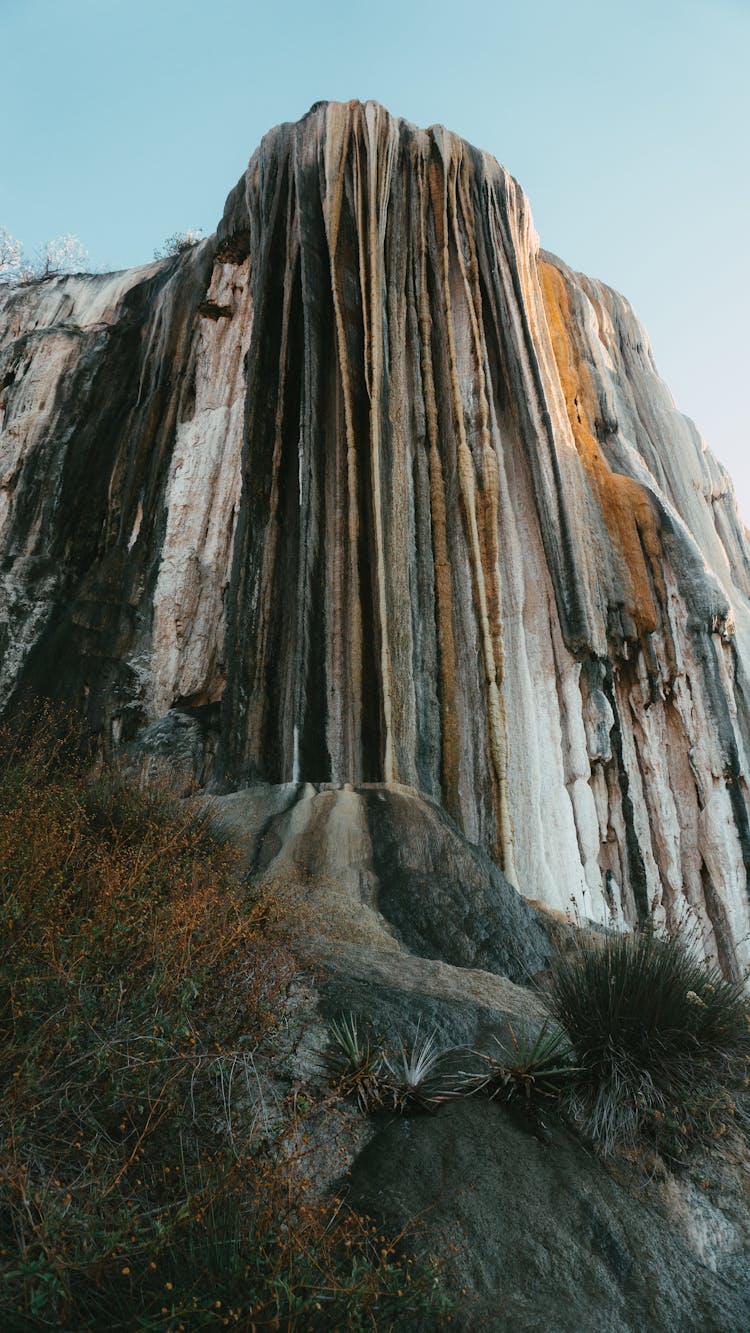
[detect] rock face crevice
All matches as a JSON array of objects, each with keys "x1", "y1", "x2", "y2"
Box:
[{"x1": 1, "y1": 100, "x2": 749, "y2": 972}]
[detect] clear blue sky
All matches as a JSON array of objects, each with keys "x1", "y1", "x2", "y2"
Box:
[{"x1": 2, "y1": 0, "x2": 748, "y2": 521}]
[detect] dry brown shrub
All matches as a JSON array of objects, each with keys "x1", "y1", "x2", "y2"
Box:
[{"x1": 0, "y1": 708, "x2": 450, "y2": 1329}]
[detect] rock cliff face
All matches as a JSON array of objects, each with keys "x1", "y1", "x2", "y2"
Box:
[{"x1": 2, "y1": 100, "x2": 749, "y2": 974}]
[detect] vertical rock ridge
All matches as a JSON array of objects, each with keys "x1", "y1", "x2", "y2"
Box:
[{"x1": 324, "y1": 104, "x2": 364, "y2": 780}]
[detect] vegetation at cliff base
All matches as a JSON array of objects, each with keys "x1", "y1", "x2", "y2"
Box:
[
  {"x1": 325, "y1": 938, "x2": 749, "y2": 1166},
  {"x1": 0, "y1": 714, "x2": 449, "y2": 1330}
]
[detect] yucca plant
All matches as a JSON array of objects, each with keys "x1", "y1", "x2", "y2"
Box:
[
  {"x1": 381, "y1": 1024, "x2": 456, "y2": 1114},
  {"x1": 547, "y1": 929, "x2": 750, "y2": 1155},
  {"x1": 462, "y1": 1020, "x2": 577, "y2": 1106},
  {"x1": 325, "y1": 1014, "x2": 386, "y2": 1112}
]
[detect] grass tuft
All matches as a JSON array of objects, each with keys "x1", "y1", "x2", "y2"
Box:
[
  {"x1": 381, "y1": 1025, "x2": 456, "y2": 1114},
  {"x1": 547, "y1": 929, "x2": 750, "y2": 1156}
]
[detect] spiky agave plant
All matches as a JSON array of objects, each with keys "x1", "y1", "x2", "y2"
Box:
[
  {"x1": 325, "y1": 1014, "x2": 385, "y2": 1112},
  {"x1": 382, "y1": 1023, "x2": 456, "y2": 1113},
  {"x1": 461, "y1": 1020, "x2": 577, "y2": 1106}
]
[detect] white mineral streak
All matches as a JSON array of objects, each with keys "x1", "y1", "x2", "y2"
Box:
[
  {"x1": 253, "y1": 784, "x2": 399, "y2": 949},
  {"x1": 150, "y1": 258, "x2": 252, "y2": 712},
  {"x1": 527, "y1": 257, "x2": 750, "y2": 966},
  {"x1": 494, "y1": 433, "x2": 614, "y2": 921}
]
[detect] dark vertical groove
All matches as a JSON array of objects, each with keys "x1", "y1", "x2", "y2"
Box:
[
  {"x1": 602, "y1": 662, "x2": 650, "y2": 922},
  {"x1": 695, "y1": 635, "x2": 750, "y2": 904},
  {"x1": 261, "y1": 250, "x2": 304, "y2": 780},
  {"x1": 220, "y1": 140, "x2": 297, "y2": 781}
]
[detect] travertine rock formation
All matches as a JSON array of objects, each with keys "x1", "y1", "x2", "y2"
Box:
[{"x1": 2, "y1": 100, "x2": 749, "y2": 974}]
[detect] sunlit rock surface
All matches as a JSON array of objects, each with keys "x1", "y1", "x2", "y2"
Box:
[{"x1": 1, "y1": 100, "x2": 749, "y2": 974}]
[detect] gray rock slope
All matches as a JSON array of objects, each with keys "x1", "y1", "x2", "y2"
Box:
[
  {"x1": 348, "y1": 1100, "x2": 749, "y2": 1332},
  {"x1": 208, "y1": 780, "x2": 749, "y2": 1333}
]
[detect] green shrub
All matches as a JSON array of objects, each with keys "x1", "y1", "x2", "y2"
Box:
[
  {"x1": 547, "y1": 929, "x2": 749, "y2": 1155},
  {"x1": 153, "y1": 230, "x2": 203, "y2": 260}
]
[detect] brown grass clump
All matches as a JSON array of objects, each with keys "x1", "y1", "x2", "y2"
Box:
[{"x1": 0, "y1": 709, "x2": 450, "y2": 1330}]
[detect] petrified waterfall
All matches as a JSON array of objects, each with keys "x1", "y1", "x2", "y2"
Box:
[{"x1": 1, "y1": 101, "x2": 749, "y2": 973}]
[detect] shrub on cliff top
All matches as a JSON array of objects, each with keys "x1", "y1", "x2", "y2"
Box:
[
  {"x1": 547, "y1": 929, "x2": 749, "y2": 1156},
  {"x1": 0, "y1": 227, "x2": 90, "y2": 283},
  {"x1": 153, "y1": 229, "x2": 204, "y2": 260}
]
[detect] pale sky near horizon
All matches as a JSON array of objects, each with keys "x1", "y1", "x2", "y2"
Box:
[{"x1": 2, "y1": 0, "x2": 748, "y2": 524}]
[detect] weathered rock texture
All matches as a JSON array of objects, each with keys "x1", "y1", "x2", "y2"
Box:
[
  {"x1": 348, "y1": 1099, "x2": 750, "y2": 1332},
  {"x1": 2, "y1": 100, "x2": 750, "y2": 973},
  {"x1": 211, "y1": 781, "x2": 553, "y2": 983}
]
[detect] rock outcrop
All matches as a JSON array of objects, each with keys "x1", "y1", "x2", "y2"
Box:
[
  {"x1": 347, "y1": 1098, "x2": 750, "y2": 1332},
  {"x1": 1, "y1": 100, "x2": 749, "y2": 975}
]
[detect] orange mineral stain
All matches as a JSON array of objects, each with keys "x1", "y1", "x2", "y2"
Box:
[{"x1": 538, "y1": 260, "x2": 665, "y2": 642}]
